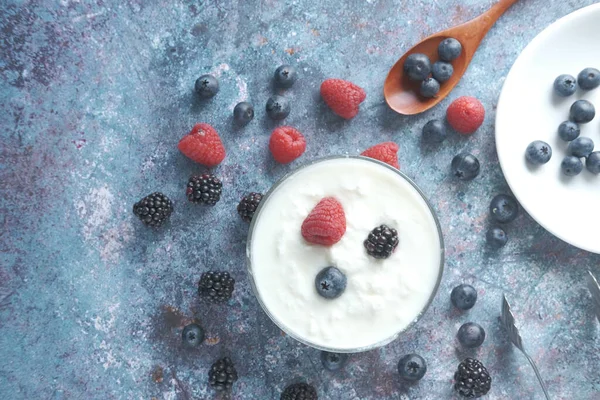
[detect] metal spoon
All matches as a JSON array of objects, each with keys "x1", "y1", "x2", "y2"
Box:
[{"x1": 501, "y1": 295, "x2": 551, "y2": 400}]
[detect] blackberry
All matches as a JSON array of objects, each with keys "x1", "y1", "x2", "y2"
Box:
[
  {"x1": 454, "y1": 358, "x2": 492, "y2": 398},
  {"x1": 237, "y1": 192, "x2": 263, "y2": 222},
  {"x1": 198, "y1": 271, "x2": 235, "y2": 304},
  {"x1": 208, "y1": 357, "x2": 238, "y2": 391},
  {"x1": 364, "y1": 224, "x2": 399, "y2": 259},
  {"x1": 281, "y1": 382, "x2": 318, "y2": 400},
  {"x1": 186, "y1": 174, "x2": 222, "y2": 205},
  {"x1": 133, "y1": 192, "x2": 173, "y2": 227}
]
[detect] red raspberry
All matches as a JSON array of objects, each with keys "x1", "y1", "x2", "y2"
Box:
[
  {"x1": 269, "y1": 126, "x2": 306, "y2": 164},
  {"x1": 301, "y1": 197, "x2": 346, "y2": 246},
  {"x1": 320, "y1": 79, "x2": 366, "y2": 119},
  {"x1": 361, "y1": 142, "x2": 400, "y2": 169},
  {"x1": 446, "y1": 96, "x2": 485, "y2": 135},
  {"x1": 178, "y1": 123, "x2": 226, "y2": 167}
]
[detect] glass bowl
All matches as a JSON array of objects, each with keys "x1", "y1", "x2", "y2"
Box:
[{"x1": 245, "y1": 155, "x2": 445, "y2": 353}]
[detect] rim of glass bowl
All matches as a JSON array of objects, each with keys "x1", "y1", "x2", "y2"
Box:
[{"x1": 245, "y1": 155, "x2": 445, "y2": 353}]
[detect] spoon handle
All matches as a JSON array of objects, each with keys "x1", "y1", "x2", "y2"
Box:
[
  {"x1": 458, "y1": 0, "x2": 519, "y2": 48},
  {"x1": 523, "y1": 350, "x2": 552, "y2": 400}
]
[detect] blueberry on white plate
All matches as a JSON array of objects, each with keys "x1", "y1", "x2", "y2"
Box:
[
  {"x1": 553, "y1": 74, "x2": 577, "y2": 97},
  {"x1": 586, "y1": 152, "x2": 600, "y2": 174},
  {"x1": 525, "y1": 140, "x2": 552, "y2": 164},
  {"x1": 577, "y1": 67, "x2": 600, "y2": 91},
  {"x1": 561, "y1": 156, "x2": 583, "y2": 176},
  {"x1": 568, "y1": 137, "x2": 594, "y2": 158},
  {"x1": 558, "y1": 120, "x2": 580, "y2": 142},
  {"x1": 570, "y1": 100, "x2": 595, "y2": 123}
]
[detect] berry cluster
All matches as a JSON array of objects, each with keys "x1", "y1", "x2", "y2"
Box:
[
  {"x1": 403, "y1": 38, "x2": 462, "y2": 98},
  {"x1": 527, "y1": 68, "x2": 600, "y2": 176}
]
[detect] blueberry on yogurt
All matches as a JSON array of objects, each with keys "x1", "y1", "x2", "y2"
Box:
[{"x1": 315, "y1": 267, "x2": 347, "y2": 299}]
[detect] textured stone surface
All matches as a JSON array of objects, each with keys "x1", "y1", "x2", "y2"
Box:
[{"x1": 1, "y1": 0, "x2": 599, "y2": 399}]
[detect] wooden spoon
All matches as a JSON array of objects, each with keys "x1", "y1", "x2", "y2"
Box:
[{"x1": 384, "y1": 0, "x2": 520, "y2": 115}]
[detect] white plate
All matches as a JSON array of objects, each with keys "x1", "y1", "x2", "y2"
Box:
[{"x1": 496, "y1": 4, "x2": 600, "y2": 254}]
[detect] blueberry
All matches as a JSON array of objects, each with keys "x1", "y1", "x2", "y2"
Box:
[
  {"x1": 195, "y1": 74, "x2": 219, "y2": 98},
  {"x1": 586, "y1": 152, "x2": 600, "y2": 174},
  {"x1": 320, "y1": 351, "x2": 348, "y2": 371},
  {"x1": 525, "y1": 140, "x2": 552, "y2": 164},
  {"x1": 182, "y1": 323, "x2": 205, "y2": 348},
  {"x1": 451, "y1": 152, "x2": 480, "y2": 180},
  {"x1": 558, "y1": 121, "x2": 580, "y2": 141},
  {"x1": 403, "y1": 53, "x2": 432, "y2": 81},
  {"x1": 233, "y1": 102, "x2": 254, "y2": 125},
  {"x1": 420, "y1": 77, "x2": 440, "y2": 98},
  {"x1": 457, "y1": 322, "x2": 486, "y2": 348},
  {"x1": 438, "y1": 38, "x2": 462, "y2": 62},
  {"x1": 553, "y1": 74, "x2": 576, "y2": 97},
  {"x1": 315, "y1": 267, "x2": 347, "y2": 299},
  {"x1": 422, "y1": 119, "x2": 447, "y2": 143},
  {"x1": 274, "y1": 65, "x2": 297, "y2": 88},
  {"x1": 568, "y1": 137, "x2": 594, "y2": 158},
  {"x1": 397, "y1": 354, "x2": 427, "y2": 382},
  {"x1": 561, "y1": 156, "x2": 583, "y2": 176},
  {"x1": 489, "y1": 194, "x2": 519, "y2": 223},
  {"x1": 577, "y1": 67, "x2": 600, "y2": 91},
  {"x1": 486, "y1": 227, "x2": 507, "y2": 249},
  {"x1": 450, "y1": 284, "x2": 477, "y2": 310},
  {"x1": 432, "y1": 61, "x2": 453, "y2": 83},
  {"x1": 266, "y1": 95, "x2": 290, "y2": 120},
  {"x1": 570, "y1": 99, "x2": 595, "y2": 123}
]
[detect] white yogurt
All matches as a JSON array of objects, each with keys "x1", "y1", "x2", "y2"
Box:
[{"x1": 249, "y1": 157, "x2": 443, "y2": 350}]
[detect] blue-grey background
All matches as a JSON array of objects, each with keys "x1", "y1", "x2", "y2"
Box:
[{"x1": 1, "y1": 0, "x2": 599, "y2": 399}]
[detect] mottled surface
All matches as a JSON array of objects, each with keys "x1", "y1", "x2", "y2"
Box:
[{"x1": 1, "y1": 0, "x2": 599, "y2": 399}]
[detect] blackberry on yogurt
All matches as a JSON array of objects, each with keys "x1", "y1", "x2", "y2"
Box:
[{"x1": 364, "y1": 224, "x2": 399, "y2": 259}]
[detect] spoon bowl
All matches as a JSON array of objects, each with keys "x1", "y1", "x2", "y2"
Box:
[{"x1": 384, "y1": 0, "x2": 519, "y2": 115}]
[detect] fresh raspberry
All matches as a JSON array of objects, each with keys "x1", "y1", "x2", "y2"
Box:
[
  {"x1": 361, "y1": 142, "x2": 400, "y2": 169},
  {"x1": 178, "y1": 123, "x2": 226, "y2": 167},
  {"x1": 269, "y1": 126, "x2": 306, "y2": 164},
  {"x1": 301, "y1": 197, "x2": 346, "y2": 246},
  {"x1": 320, "y1": 79, "x2": 366, "y2": 119},
  {"x1": 446, "y1": 96, "x2": 485, "y2": 135}
]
